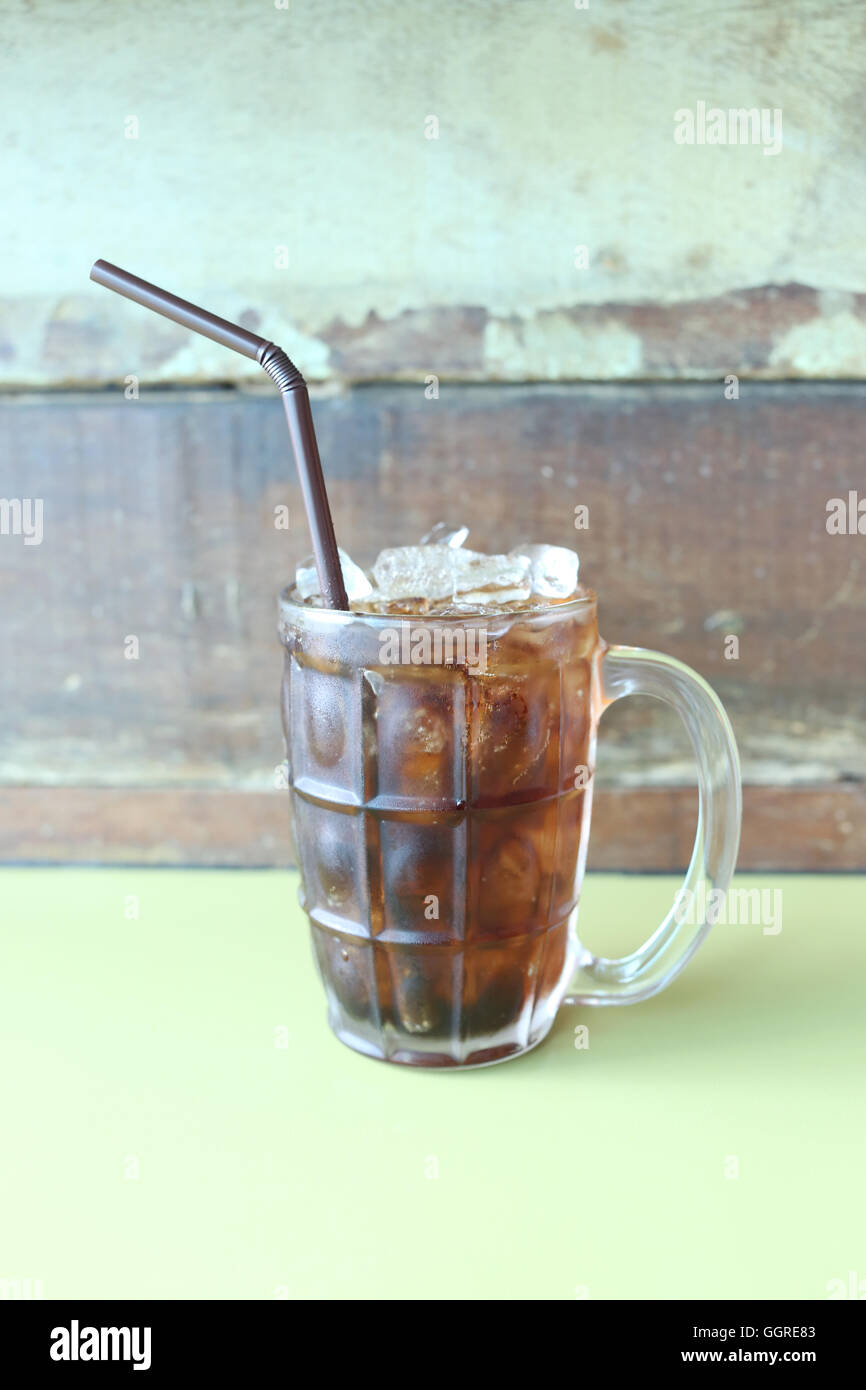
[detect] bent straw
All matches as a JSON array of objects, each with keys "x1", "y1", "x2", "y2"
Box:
[{"x1": 90, "y1": 259, "x2": 349, "y2": 610}]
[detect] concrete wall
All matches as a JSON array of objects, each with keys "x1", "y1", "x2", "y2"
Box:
[{"x1": 3, "y1": 0, "x2": 866, "y2": 385}]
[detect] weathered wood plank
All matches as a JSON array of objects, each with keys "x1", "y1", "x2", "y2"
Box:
[
  {"x1": 7, "y1": 285, "x2": 866, "y2": 386},
  {"x1": 1, "y1": 382, "x2": 863, "y2": 865},
  {"x1": 1, "y1": 786, "x2": 862, "y2": 872}
]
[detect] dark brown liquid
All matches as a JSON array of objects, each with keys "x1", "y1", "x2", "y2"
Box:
[{"x1": 280, "y1": 591, "x2": 599, "y2": 1065}]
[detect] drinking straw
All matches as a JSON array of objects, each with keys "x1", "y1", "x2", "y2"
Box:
[{"x1": 90, "y1": 259, "x2": 349, "y2": 610}]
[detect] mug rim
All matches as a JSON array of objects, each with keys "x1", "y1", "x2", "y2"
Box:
[{"x1": 278, "y1": 583, "x2": 597, "y2": 626}]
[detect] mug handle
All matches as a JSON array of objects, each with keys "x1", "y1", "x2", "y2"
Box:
[{"x1": 565, "y1": 644, "x2": 741, "y2": 1006}]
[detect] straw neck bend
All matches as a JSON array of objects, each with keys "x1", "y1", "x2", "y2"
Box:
[{"x1": 257, "y1": 342, "x2": 306, "y2": 393}]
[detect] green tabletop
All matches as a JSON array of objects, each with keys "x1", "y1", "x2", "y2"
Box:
[{"x1": 1, "y1": 869, "x2": 862, "y2": 1300}]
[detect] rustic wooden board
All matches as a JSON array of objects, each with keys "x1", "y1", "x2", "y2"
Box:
[
  {"x1": 10, "y1": 284, "x2": 866, "y2": 387},
  {"x1": 1, "y1": 382, "x2": 863, "y2": 866},
  {"x1": 1, "y1": 786, "x2": 862, "y2": 873}
]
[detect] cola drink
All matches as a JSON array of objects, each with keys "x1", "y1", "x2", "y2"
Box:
[{"x1": 279, "y1": 540, "x2": 600, "y2": 1067}]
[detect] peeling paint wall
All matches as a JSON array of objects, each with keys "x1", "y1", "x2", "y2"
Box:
[{"x1": 2, "y1": 0, "x2": 865, "y2": 384}]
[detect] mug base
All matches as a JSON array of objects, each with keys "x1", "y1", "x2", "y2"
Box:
[{"x1": 328, "y1": 1018, "x2": 555, "y2": 1069}]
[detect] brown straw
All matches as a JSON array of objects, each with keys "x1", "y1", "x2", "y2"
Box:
[{"x1": 90, "y1": 259, "x2": 349, "y2": 610}]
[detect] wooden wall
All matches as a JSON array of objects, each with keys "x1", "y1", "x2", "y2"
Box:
[
  {"x1": 2, "y1": 382, "x2": 863, "y2": 868},
  {"x1": 2, "y1": 1, "x2": 864, "y2": 868}
]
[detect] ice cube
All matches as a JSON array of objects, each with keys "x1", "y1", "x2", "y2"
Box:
[
  {"x1": 511, "y1": 544, "x2": 579, "y2": 598},
  {"x1": 372, "y1": 546, "x2": 531, "y2": 602},
  {"x1": 296, "y1": 548, "x2": 373, "y2": 601},
  {"x1": 419, "y1": 521, "x2": 470, "y2": 549}
]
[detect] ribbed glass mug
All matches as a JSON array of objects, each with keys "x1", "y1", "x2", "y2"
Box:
[{"x1": 279, "y1": 587, "x2": 740, "y2": 1067}]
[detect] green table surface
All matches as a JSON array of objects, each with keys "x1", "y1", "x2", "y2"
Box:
[{"x1": 1, "y1": 869, "x2": 863, "y2": 1301}]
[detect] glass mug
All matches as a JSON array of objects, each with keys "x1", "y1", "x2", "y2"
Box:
[{"x1": 279, "y1": 587, "x2": 740, "y2": 1067}]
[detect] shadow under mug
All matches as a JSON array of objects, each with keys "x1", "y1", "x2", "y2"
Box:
[{"x1": 278, "y1": 587, "x2": 741, "y2": 1067}]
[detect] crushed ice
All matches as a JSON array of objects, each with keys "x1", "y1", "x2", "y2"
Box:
[
  {"x1": 295, "y1": 525, "x2": 579, "y2": 607},
  {"x1": 295, "y1": 548, "x2": 373, "y2": 601}
]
